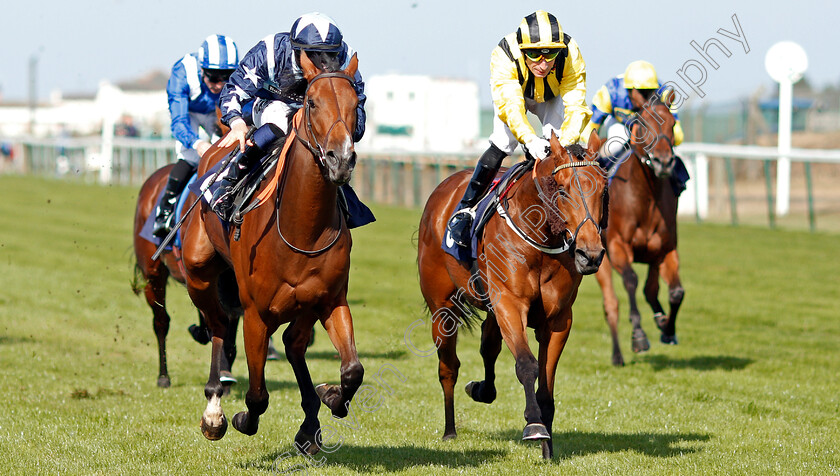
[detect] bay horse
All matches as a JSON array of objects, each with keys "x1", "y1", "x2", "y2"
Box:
[
  {"x1": 594, "y1": 89, "x2": 685, "y2": 366},
  {"x1": 132, "y1": 163, "x2": 240, "y2": 389},
  {"x1": 417, "y1": 131, "x2": 608, "y2": 459},
  {"x1": 180, "y1": 51, "x2": 363, "y2": 453}
]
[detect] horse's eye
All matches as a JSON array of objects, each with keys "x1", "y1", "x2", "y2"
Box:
[{"x1": 307, "y1": 99, "x2": 316, "y2": 109}]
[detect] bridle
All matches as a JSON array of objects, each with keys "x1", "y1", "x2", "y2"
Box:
[
  {"x1": 497, "y1": 157, "x2": 605, "y2": 255},
  {"x1": 292, "y1": 71, "x2": 356, "y2": 169},
  {"x1": 276, "y1": 71, "x2": 356, "y2": 255}
]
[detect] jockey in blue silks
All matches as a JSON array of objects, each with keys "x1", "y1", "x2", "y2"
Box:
[
  {"x1": 582, "y1": 60, "x2": 689, "y2": 194},
  {"x1": 212, "y1": 12, "x2": 367, "y2": 220},
  {"x1": 152, "y1": 34, "x2": 240, "y2": 238}
]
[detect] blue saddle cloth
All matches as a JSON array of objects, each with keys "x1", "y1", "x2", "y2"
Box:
[
  {"x1": 441, "y1": 161, "x2": 531, "y2": 263},
  {"x1": 139, "y1": 174, "x2": 198, "y2": 250}
]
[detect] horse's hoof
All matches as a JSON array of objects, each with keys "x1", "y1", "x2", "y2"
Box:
[
  {"x1": 653, "y1": 312, "x2": 668, "y2": 332},
  {"x1": 315, "y1": 384, "x2": 346, "y2": 418},
  {"x1": 232, "y1": 411, "x2": 258, "y2": 436},
  {"x1": 522, "y1": 423, "x2": 550, "y2": 441},
  {"x1": 632, "y1": 328, "x2": 650, "y2": 353},
  {"x1": 661, "y1": 334, "x2": 678, "y2": 345},
  {"x1": 442, "y1": 430, "x2": 457, "y2": 441},
  {"x1": 188, "y1": 324, "x2": 211, "y2": 345},
  {"x1": 294, "y1": 430, "x2": 321, "y2": 455},
  {"x1": 220, "y1": 371, "x2": 237, "y2": 385},
  {"x1": 157, "y1": 375, "x2": 171, "y2": 388},
  {"x1": 200, "y1": 415, "x2": 228, "y2": 440},
  {"x1": 465, "y1": 381, "x2": 496, "y2": 404}
]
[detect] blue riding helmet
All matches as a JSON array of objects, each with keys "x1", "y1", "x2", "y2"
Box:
[
  {"x1": 290, "y1": 12, "x2": 343, "y2": 52},
  {"x1": 198, "y1": 34, "x2": 239, "y2": 70}
]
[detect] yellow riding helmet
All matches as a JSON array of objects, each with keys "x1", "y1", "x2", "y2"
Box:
[
  {"x1": 623, "y1": 60, "x2": 659, "y2": 89},
  {"x1": 516, "y1": 10, "x2": 566, "y2": 50}
]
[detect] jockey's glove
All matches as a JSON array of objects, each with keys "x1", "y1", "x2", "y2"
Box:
[{"x1": 525, "y1": 137, "x2": 551, "y2": 160}]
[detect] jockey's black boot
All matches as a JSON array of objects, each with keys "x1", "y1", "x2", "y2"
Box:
[
  {"x1": 210, "y1": 123, "x2": 283, "y2": 221},
  {"x1": 446, "y1": 144, "x2": 507, "y2": 247},
  {"x1": 153, "y1": 159, "x2": 195, "y2": 239}
]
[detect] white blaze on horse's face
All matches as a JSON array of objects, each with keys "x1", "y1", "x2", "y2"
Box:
[{"x1": 300, "y1": 51, "x2": 360, "y2": 186}]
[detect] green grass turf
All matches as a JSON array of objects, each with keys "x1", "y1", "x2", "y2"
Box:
[{"x1": 0, "y1": 174, "x2": 838, "y2": 475}]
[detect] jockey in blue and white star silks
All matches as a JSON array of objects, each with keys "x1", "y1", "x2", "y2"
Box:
[
  {"x1": 153, "y1": 34, "x2": 239, "y2": 238},
  {"x1": 211, "y1": 12, "x2": 367, "y2": 220}
]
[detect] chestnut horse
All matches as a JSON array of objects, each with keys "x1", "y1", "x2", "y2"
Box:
[
  {"x1": 594, "y1": 90, "x2": 685, "y2": 366},
  {"x1": 133, "y1": 164, "x2": 240, "y2": 389},
  {"x1": 180, "y1": 51, "x2": 363, "y2": 453},
  {"x1": 417, "y1": 131, "x2": 608, "y2": 459}
]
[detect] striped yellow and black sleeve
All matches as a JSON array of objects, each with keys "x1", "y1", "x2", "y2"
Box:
[
  {"x1": 556, "y1": 37, "x2": 591, "y2": 146},
  {"x1": 490, "y1": 34, "x2": 538, "y2": 145}
]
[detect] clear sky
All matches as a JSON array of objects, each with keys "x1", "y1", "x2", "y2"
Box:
[{"x1": 1, "y1": 0, "x2": 837, "y2": 107}]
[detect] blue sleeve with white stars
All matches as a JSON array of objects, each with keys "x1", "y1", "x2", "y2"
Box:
[{"x1": 220, "y1": 39, "x2": 270, "y2": 126}]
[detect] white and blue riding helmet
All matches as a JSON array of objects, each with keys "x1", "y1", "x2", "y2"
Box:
[{"x1": 198, "y1": 34, "x2": 239, "y2": 71}]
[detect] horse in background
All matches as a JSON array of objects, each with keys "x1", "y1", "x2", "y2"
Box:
[
  {"x1": 594, "y1": 89, "x2": 685, "y2": 366},
  {"x1": 132, "y1": 164, "x2": 240, "y2": 388},
  {"x1": 180, "y1": 51, "x2": 364, "y2": 454},
  {"x1": 417, "y1": 131, "x2": 608, "y2": 459}
]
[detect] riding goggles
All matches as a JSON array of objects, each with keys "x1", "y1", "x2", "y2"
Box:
[
  {"x1": 203, "y1": 69, "x2": 234, "y2": 84},
  {"x1": 522, "y1": 48, "x2": 561, "y2": 62}
]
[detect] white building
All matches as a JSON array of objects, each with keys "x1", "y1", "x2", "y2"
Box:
[
  {"x1": 0, "y1": 71, "x2": 169, "y2": 138},
  {"x1": 360, "y1": 74, "x2": 481, "y2": 153}
]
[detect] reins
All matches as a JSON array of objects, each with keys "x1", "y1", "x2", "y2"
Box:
[
  {"x1": 274, "y1": 71, "x2": 355, "y2": 255},
  {"x1": 496, "y1": 157, "x2": 603, "y2": 255}
]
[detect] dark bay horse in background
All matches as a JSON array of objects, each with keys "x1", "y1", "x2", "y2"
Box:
[
  {"x1": 595, "y1": 90, "x2": 685, "y2": 366},
  {"x1": 417, "y1": 132, "x2": 608, "y2": 459},
  {"x1": 133, "y1": 163, "x2": 240, "y2": 389},
  {"x1": 181, "y1": 51, "x2": 363, "y2": 453}
]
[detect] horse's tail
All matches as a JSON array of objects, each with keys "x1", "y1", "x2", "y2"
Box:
[{"x1": 130, "y1": 261, "x2": 146, "y2": 296}]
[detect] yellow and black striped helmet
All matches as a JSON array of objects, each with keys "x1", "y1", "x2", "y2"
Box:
[{"x1": 516, "y1": 11, "x2": 566, "y2": 50}]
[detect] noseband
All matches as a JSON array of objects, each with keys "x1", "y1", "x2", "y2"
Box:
[
  {"x1": 497, "y1": 159, "x2": 604, "y2": 255},
  {"x1": 293, "y1": 72, "x2": 356, "y2": 167}
]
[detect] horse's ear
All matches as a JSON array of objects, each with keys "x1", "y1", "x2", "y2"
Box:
[
  {"x1": 628, "y1": 88, "x2": 646, "y2": 110},
  {"x1": 586, "y1": 129, "x2": 602, "y2": 160},
  {"x1": 300, "y1": 50, "x2": 318, "y2": 81},
  {"x1": 549, "y1": 130, "x2": 566, "y2": 162},
  {"x1": 344, "y1": 53, "x2": 359, "y2": 78}
]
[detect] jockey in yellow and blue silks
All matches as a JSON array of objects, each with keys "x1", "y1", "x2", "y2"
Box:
[
  {"x1": 153, "y1": 34, "x2": 239, "y2": 238},
  {"x1": 582, "y1": 60, "x2": 689, "y2": 195},
  {"x1": 447, "y1": 10, "x2": 591, "y2": 247}
]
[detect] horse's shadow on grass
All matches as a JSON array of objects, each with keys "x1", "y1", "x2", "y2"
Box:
[
  {"x1": 304, "y1": 349, "x2": 408, "y2": 360},
  {"x1": 242, "y1": 444, "x2": 507, "y2": 473},
  {"x1": 639, "y1": 354, "x2": 753, "y2": 371},
  {"x1": 492, "y1": 429, "x2": 711, "y2": 460}
]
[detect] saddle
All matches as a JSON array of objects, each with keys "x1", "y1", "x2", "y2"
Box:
[{"x1": 442, "y1": 159, "x2": 534, "y2": 263}]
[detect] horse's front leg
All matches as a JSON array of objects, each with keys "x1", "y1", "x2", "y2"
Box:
[
  {"x1": 611, "y1": 244, "x2": 649, "y2": 353},
  {"x1": 535, "y1": 310, "x2": 573, "y2": 459},
  {"x1": 142, "y1": 267, "x2": 172, "y2": 387},
  {"x1": 231, "y1": 308, "x2": 271, "y2": 437},
  {"x1": 594, "y1": 255, "x2": 624, "y2": 366},
  {"x1": 465, "y1": 312, "x2": 501, "y2": 404},
  {"x1": 657, "y1": 249, "x2": 683, "y2": 344},
  {"x1": 282, "y1": 316, "x2": 322, "y2": 455},
  {"x1": 494, "y1": 296, "x2": 548, "y2": 442},
  {"x1": 316, "y1": 302, "x2": 364, "y2": 419}
]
